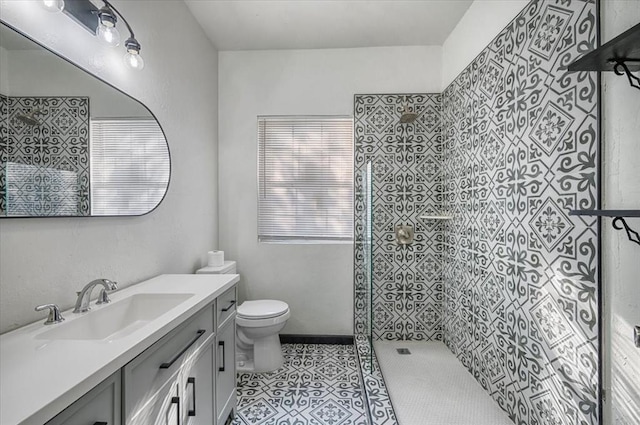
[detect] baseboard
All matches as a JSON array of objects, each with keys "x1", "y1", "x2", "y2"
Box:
[{"x1": 279, "y1": 334, "x2": 354, "y2": 345}]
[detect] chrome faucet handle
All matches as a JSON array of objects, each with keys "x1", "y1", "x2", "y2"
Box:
[{"x1": 35, "y1": 304, "x2": 65, "y2": 325}]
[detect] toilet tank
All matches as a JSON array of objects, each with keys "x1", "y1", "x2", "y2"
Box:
[{"x1": 196, "y1": 261, "x2": 237, "y2": 274}]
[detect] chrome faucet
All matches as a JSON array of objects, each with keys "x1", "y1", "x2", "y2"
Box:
[{"x1": 73, "y1": 279, "x2": 118, "y2": 313}]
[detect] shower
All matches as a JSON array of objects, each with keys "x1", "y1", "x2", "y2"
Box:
[
  {"x1": 399, "y1": 104, "x2": 418, "y2": 124},
  {"x1": 15, "y1": 109, "x2": 44, "y2": 126},
  {"x1": 354, "y1": 93, "x2": 519, "y2": 425}
]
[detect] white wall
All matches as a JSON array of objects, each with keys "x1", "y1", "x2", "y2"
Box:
[
  {"x1": 601, "y1": 2, "x2": 640, "y2": 424},
  {"x1": 219, "y1": 46, "x2": 441, "y2": 335},
  {"x1": 6, "y1": 49, "x2": 149, "y2": 117},
  {"x1": 441, "y1": 0, "x2": 529, "y2": 89},
  {"x1": 0, "y1": 1, "x2": 219, "y2": 333},
  {"x1": 0, "y1": 46, "x2": 8, "y2": 93}
]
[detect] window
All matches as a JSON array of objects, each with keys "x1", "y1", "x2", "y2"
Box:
[
  {"x1": 90, "y1": 118, "x2": 169, "y2": 215},
  {"x1": 258, "y1": 116, "x2": 354, "y2": 242}
]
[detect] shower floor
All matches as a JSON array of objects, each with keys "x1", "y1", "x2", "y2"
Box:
[{"x1": 373, "y1": 341, "x2": 513, "y2": 425}]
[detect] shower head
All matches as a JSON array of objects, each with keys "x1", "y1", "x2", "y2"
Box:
[
  {"x1": 15, "y1": 109, "x2": 44, "y2": 126},
  {"x1": 399, "y1": 104, "x2": 418, "y2": 124}
]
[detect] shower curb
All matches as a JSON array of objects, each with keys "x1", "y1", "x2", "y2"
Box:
[{"x1": 355, "y1": 333, "x2": 399, "y2": 425}]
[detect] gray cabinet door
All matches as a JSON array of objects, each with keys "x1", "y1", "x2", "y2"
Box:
[
  {"x1": 183, "y1": 341, "x2": 214, "y2": 425},
  {"x1": 46, "y1": 372, "x2": 121, "y2": 425},
  {"x1": 216, "y1": 316, "x2": 236, "y2": 424}
]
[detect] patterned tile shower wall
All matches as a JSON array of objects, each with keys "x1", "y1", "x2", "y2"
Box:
[
  {"x1": 441, "y1": 1, "x2": 599, "y2": 424},
  {"x1": 354, "y1": 94, "x2": 444, "y2": 341},
  {"x1": 0, "y1": 95, "x2": 90, "y2": 216}
]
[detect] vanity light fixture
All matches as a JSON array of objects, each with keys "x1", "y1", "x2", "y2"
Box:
[
  {"x1": 42, "y1": 0, "x2": 65, "y2": 13},
  {"x1": 44, "y1": 0, "x2": 144, "y2": 70}
]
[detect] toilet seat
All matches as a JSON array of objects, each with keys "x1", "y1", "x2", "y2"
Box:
[{"x1": 237, "y1": 300, "x2": 289, "y2": 319}]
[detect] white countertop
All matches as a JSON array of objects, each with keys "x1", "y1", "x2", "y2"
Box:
[{"x1": 0, "y1": 273, "x2": 239, "y2": 425}]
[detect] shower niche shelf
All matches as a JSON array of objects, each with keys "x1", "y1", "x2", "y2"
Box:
[
  {"x1": 570, "y1": 209, "x2": 640, "y2": 246},
  {"x1": 567, "y1": 23, "x2": 640, "y2": 90}
]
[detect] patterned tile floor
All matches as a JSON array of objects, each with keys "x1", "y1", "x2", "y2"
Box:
[{"x1": 233, "y1": 344, "x2": 369, "y2": 425}]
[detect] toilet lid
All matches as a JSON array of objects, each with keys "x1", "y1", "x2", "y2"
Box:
[{"x1": 237, "y1": 300, "x2": 289, "y2": 319}]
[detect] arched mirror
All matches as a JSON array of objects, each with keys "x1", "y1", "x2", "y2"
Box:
[{"x1": 0, "y1": 22, "x2": 170, "y2": 217}]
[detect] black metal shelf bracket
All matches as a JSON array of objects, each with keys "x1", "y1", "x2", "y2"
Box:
[
  {"x1": 611, "y1": 60, "x2": 640, "y2": 90},
  {"x1": 567, "y1": 23, "x2": 640, "y2": 92},
  {"x1": 612, "y1": 217, "x2": 640, "y2": 246},
  {"x1": 569, "y1": 209, "x2": 640, "y2": 247}
]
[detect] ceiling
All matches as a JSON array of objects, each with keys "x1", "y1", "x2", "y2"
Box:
[{"x1": 184, "y1": 0, "x2": 474, "y2": 51}]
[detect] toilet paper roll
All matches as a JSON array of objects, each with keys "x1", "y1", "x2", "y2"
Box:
[{"x1": 207, "y1": 250, "x2": 224, "y2": 267}]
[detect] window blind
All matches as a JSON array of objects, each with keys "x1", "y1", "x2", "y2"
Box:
[
  {"x1": 90, "y1": 118, "x2": 169, "y2": 215},
  {"x1": 258, "y1": 116, "x2": 354, "y2": 242}
]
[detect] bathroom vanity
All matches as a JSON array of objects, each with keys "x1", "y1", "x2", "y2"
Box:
[{"x1": 0, "y1": 274, "x2": 239, "y2": 425}]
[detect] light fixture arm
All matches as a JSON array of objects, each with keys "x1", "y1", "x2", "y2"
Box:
[{"x1": 101, "y1": 0, "x2": 136, "y2": 41}]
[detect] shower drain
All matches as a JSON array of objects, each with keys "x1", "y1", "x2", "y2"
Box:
[{"x1": 396, "y1": 348, "x2": 411, "y2": 355}]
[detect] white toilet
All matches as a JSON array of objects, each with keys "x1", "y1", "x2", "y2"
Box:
[
  {"x1": 236, "y1": 299, "x2": 290, "y2": 372},
  {"x1": 196, "y1": 260, "x2": 290, "y2": 373}
]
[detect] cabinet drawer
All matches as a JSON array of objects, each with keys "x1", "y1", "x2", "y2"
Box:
[
  {"x1": 123, "y1": 304, "x2": 214, "y2": 422},
  {"x1": 216, "y1": 286, "x2": 236, "y2": 328}
]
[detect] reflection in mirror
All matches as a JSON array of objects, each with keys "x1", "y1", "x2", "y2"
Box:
[{"x1": 0, "y1": 22, "x2": 170, "y2": 217}]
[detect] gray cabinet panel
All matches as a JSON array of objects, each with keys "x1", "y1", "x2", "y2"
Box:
[{"x1": 46, "y1": 372, "x2": 121, "y2": 425}]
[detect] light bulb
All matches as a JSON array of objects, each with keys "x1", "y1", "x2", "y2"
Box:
[
  {"x1": 97, "y1": 24, "x2": 121, "y2": 47},
  {"x1": 124, "y1": 38, "x2": 144, "y2": 71},
  {"x1": 42, "y1": 0, "x2": 64, "y2": 12},
  {"x1": 124, "y1": 51, "x2": 145, "y2": 70}
]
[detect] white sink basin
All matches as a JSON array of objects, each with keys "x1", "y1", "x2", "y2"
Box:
[{"x1": 37, "y1": 293, "x2": 194, "y2": 341}]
